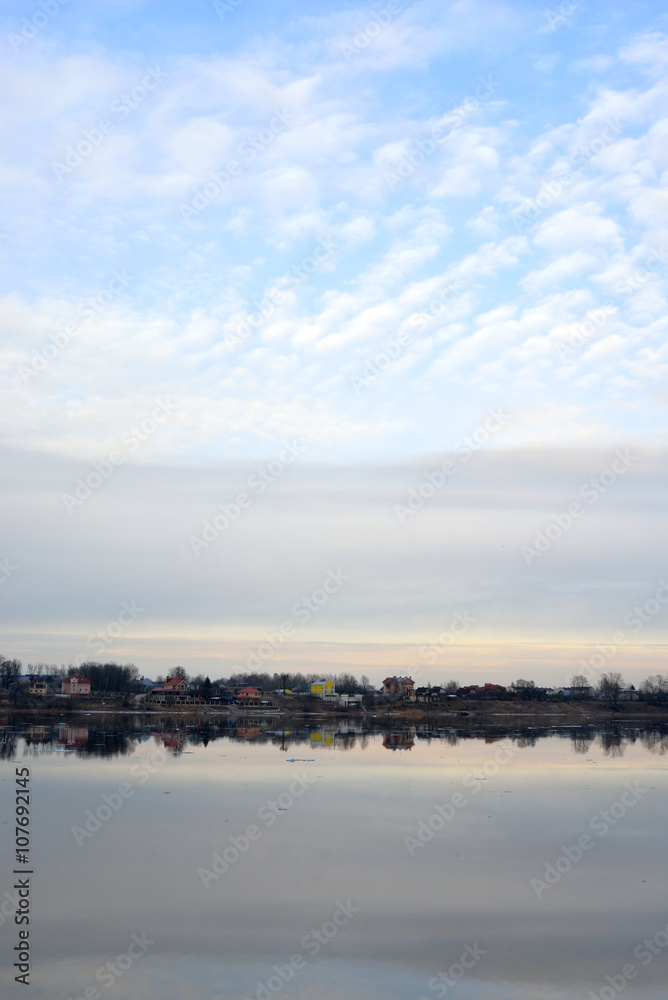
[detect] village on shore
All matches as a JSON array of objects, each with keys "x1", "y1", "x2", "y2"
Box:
[{"x1": 1, "y1": 658, "x2": 667, "y2": 717}]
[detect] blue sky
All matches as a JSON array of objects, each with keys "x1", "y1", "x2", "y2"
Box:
[{"x1": 1, "y1": 0, "x2": 667, "y2": 682}]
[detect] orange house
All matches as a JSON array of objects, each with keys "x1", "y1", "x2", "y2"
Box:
[
  {"x1": 236, "y1": 686, "x2": 262, "y2": 706},
  {"x1": 164, "y1": 677, "x2": 189, "y2": 694},
  {"x1": 62, "y1": 675, "x2": 91, "y2": 697},
  {"x1": 382, "y1": 676, "x2": 415, "y2": 699}
]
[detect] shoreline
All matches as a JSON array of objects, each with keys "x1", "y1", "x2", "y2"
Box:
[{"x1": 3, "y1": 700, "x2": 668, "y2": 724}]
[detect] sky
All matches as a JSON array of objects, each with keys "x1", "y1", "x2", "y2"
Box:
[{"x1": 1, "y1": 0, "x2": 667, "y2": 685}]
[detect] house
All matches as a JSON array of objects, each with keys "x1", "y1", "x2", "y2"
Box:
[
  {"x1": 163, "y1": 677, "x2": 189, "y2": 694},
  {"x1": 311, "y1": 680, "x2": 336, "y2": 699},
  {"x1": 291, "y1": 682, "x2": 312, "y2": 695},
  {"x1": 382, "y1": 676, "x2": 415, "y2": 699},
  {"x1": 415, "y1": 686, "x2": 445, "y2": 703},
  {"x1": 62, "y1": 675, "x2": 91, "y2": 697},
  {"x1": 473, "y1": 683, "x2": 506, "y2": 700},
  {"x1": 149, "y1": 676, "x2": 199, "y2": 706},
  {"x1": 29, "y1": 676, "x2": 49, "y2": 696},
  {"x1": 339, "y1": 693, "x2": 363, "y2": 707},
  {"x1": 236, "y1": 686, "x2": 262, "y2": 706},
  {"x1": 210, "y1": 686, "x2": 235, "y2": 705}
]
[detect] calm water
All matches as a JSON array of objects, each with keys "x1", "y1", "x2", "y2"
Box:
[{"x1": 1, "y1": 716, "x2": 667, "y2": 1000}]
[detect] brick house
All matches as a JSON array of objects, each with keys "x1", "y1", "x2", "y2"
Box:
[
  {"x1": 62, "y1": 675, "x2": 91, "y2": 697},
  {"x1": 382, "y1": 676, "x2": 415, "y2": 699}
]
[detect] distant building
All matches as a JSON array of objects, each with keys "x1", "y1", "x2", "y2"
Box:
[
  {"x1": 291, "y1": 683, "x2": 312, "y2": 695},
  {"x1": 339, "y1": 693, "x2": 363, "y2": 707},
  {"x1": 236, "y1": 686, "x2": 262, "y2": 706},
  {"x1": 29, "y1": 676, "x2": 49, "y2": 696},
  {"x1": 149, "y1": 676, "x2": 200, "y2": 706},
  {"x1": 382, "y1": 677, "x2": 415, "y2": 699},
  {"x1": 163, "y1": 677, "x2": 189, "y2": 694},
  {"x1": 473, "y1": 683, "x2": 506, "y2": 699},
  {"x1": 311, "y1": 680, "x2": 336, "y2": 699},
  {"x1": 458, "y1": 683, "x2": 506, "y2": 700},
  {"x1": 62, "y1": 675, "x2": 91, "y2": 697},
  {"x1": 415, "y1": 686, "x2": 442, "y2": 703}
]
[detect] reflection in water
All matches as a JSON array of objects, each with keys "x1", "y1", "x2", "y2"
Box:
[
  {"x1": 0, "y1": 713, "x2": 667, "y2": 1000},
  {"x1": 2, "y1": 712, "x2": 667, "y2": 758}
]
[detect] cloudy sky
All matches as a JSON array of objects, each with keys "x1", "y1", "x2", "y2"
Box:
[{"x1": 1, "y1": 0, "x2": 667, "y2": 684}]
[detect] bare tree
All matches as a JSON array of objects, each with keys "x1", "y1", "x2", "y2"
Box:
[
  {"x1": 599, "y1": 671, "x2": 623, "y2": 705},
  {"x1": 0, "y1": 656, "x2": 21, "y2": 690},
  {"x1": 570, "y1": 674, "x2": 591, "y2": 699},
  {"x1": 512, "y1": 678, "x2": 535, "y2": 700},
  {"x1": 640, "y1": 674, "x2": 668, "y2": 704}
]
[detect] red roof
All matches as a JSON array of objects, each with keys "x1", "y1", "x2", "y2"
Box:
[{"x1": 165, "y1": 677, "x2": 187, "y2": 688}]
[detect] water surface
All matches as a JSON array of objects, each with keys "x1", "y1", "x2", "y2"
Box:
[{"x1": 1, "y1": 716, "x2": 667, "y2": 1000}]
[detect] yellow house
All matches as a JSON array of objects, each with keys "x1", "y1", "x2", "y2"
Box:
[{"x1": 311, "y1": 680, "x2": 335, "y2": 698}]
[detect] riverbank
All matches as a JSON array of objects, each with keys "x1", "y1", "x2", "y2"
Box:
[{"x1": 3, "y1": 698, "x2": 668, "y2": 724}]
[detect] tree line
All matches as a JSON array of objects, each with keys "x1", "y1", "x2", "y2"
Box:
[{"x1": 2, "y1": 656, "x2": 667, "y2": 705}]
